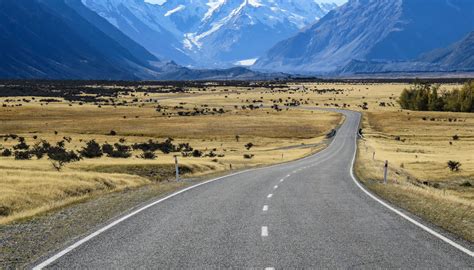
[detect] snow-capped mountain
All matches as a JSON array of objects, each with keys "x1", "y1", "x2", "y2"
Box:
[
  {"x1": 182, "y1": 0, "x2": 337, "y2": 66},
  {"x1": 82, "y1": 0, "x2": 194, "y2": 65},
  {"x1": 255, "y1": 0, "x2": 474, "y2": 74},
  {"x1": 82, "y1": 0, "x2": 338, "y2": 67}
]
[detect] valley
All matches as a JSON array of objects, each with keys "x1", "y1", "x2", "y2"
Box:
[
  {"x1": 1, "y1": 0, "x2": 473, "y2": 268},
  {"x1": 1, "y1": 80, "x2": 473, "y2": 268}
]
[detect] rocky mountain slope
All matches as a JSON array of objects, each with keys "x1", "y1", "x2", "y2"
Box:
[
  {"x1": 255, "y1": 0, "x2": 474, "y2": 74},
  {"x1": 83, "y1": 0, "x2": 337, "y2": 67}
]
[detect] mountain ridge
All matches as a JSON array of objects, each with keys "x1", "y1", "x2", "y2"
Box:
[
  {"x1": 83, "y1": 0, "x2": 338, "y2": 67},
  {"x1": 0, "y1": 0, "x2": 159, "y2": 80},
  {"x1": 255, "y1": 0, "x2": 474, "y2": 75}
]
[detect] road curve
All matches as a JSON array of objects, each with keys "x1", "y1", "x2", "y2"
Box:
[{"x1": 35, "y1": 110, "x2": 473, "y2": 269}]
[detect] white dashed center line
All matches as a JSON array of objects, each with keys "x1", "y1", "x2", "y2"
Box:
[
  {"x1": 274, "y1": 185, "x2": 278, "y2": 189},
  {"x1": 267, "y1": 194, "x2": 273, "y2": 198},
  {"x1": 261, "y1": 226, "x2": 268, "y2": 237},
  {"x1": 280, "y1": 179, "x2": 284, "y2": 182},
  {"x1": 265, "y1": 267, "x2": 275, "y2": 270},
  {"x1": 263, "y1": 205, "x2": 268, "y2": 211}
]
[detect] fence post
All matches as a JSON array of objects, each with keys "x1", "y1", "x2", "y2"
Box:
[
  {"x1": 174, "y1": 155, "x2": 179, "y2": 182},
  {"x1": 384, "y1": 160, "x2": 388, "y2": 184}
]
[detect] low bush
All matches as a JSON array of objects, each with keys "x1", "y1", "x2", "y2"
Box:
[
  {"x1": 13, "y1": 137, "x2": 29, "y2": 150},
  {"x1": 192, "y1": 149, "x2": 203, "y2": 157},
  {"x1": 245, "y1": 142, "x2": 254, "y2": 150},
  {"x1": 103, "y1": 143, "x2": 132, "y2": 158},
  {"x1": 447, "y1": 160, "x2": 461, "y2": 172},
  {"x1": 460, "y1": 181, "x2": 472, "y2": 187},
  {"x1": 47, "y1": 144, "x2": 81, "y2": 171},
  {"x1": 14, "y1": 150, "x2": 32, "y2": 160},
  {"x1": 1, "y1": 148, "x2": 12, "y2": 157},
  {"x1": 140, "y1": 151, "x2": 156, "y2": 160},
  {"x1": 80, "y1": 140, "x2": 103, "y2": 158}
]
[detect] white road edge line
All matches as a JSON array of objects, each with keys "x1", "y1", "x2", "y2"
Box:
[
  {"x1": 33, "y1": 169, "x2": 261, "y2": 270},
  {"x1": 261, "y1": 226, "x2": 269, "y2": 237},
  {"x1": 33, "y1": 107, "x2": 345, "y2": 269},
  {"x1": 33, "y1": 124, "x2": 345, "y2": 269},
  {"x1": 35, "y1": 109, "x2": 472, "y2": 269},
  {"x1": 267, "y1": 194, "x2": 273, "y2": 198},
  {"x1": 349, "y1": 113, "x2": 473, "y2": 257},
  {"x1": 263, "y1": 205, "x2": 268, "y2": 212}
]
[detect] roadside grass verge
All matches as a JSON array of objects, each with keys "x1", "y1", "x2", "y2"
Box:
[
  {"x1": 0, "y1": 168, "x2": 149, "y2": 224},
  {"x1": 356, "y1": 110, "x2": 474, "y2": 242}
]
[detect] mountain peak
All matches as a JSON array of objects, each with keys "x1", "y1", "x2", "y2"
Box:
[
  {"x1": 82, "y1": 0, "x2": 338, "y2": 67},
  {"x1": 255, "y1": 0, "x2": 474, "y2": 74}
]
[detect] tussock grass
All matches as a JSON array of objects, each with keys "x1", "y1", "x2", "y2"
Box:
[
  {"x1": 0, "y1": 169, "x2": 149, "y2": 224},
  {"x1": 355, "y1": 105, "x2": 473, "y2": 241},
  {"x1": 0, "y1": 90, "x2": 341, "y2": 223}
]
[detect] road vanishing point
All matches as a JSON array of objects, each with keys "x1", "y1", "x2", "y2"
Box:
[{"x1": 34, "y1": 109, "x2": 473, "y2": 269}]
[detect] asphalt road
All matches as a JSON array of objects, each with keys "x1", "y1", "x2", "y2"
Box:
[{"x1": 36, "y1": 110, "x2": 473, "y2": 269}]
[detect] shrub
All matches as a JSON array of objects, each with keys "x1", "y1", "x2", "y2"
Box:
[
  {"x1": 140, "y1": 151, "x2": 156, "y2": 160},
  {"x1": 109, "y1": 130, "x2": 117, "y2": 136},
  {"x1": 399, "y1": 81, "x2": 473, "y2": 112},
  {"x1": 243, "y1": 154, "x2": 254, "y2": 159},
  {"x1": 1, "y1": 148, "x2": 12, "y2": 157},
  {"x1": 113, "y1": 144, "x2": 132, "y2": 158},
  {"x1": 80, "y1": 140, "x2": 103, "y2": 158},
  {"x1": 13, "y1": 137, "x2": 29, "y2": 150},
  {"x1": 31, "y1": 142, "x2": 48, "y2": 159},
  {"x1": 447, "y1": 161, "x2": 461, "y2": 172},
  {"x1": 102, "y1": 143, "x2": 114, "y2": 156},
  {"x1": 192, "y1": 149, "x2": 203, "y2": 157},
  {"x1": 14, "y1": 151, "x2": 33, "y2": 160},
  {"x1": 178, "y1": 143, "x2": 193, "y2": 152},
  {"x1": 0, "y1": 206, "x2": 12, "y2": 217},
  {"x1": 132, "y1": 138, "x2": 177, "y2": 154},
  {"x1": 47, "y1": 145, "x2": 81, "y2": 171},
  {"x1": 245, "y1": 142, "x2": 254, "y2": 150},
  {"x1": 452, "y1": 135, "x2": 459, "y2": 141},
  {"x1": 104, "y1": 143, "x2": 132, "y2": 158},
  {"x1": 460, "y1": 181, "x2": 472, "y2": 187}
]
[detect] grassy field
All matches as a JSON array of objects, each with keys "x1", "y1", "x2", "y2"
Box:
[
  {"x1": 356, "y1": 109, "x2": 473, "y2": 241},
  {"x1": 0, "y1": 86, "x2": 341, "y2": 224},
  {"x1": 0, "y1": 80, "x2": 472, "y2": 242}
]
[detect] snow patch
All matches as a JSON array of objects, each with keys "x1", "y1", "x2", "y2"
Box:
[
  {"x1": 235, "y1": 58, "x2": 258, "y2": 66},
  {"x1": 247, "y1": 0, "x2": 264, "y2": 8},
  {"x1": 203, "y1": 0, "x2": 225, "y2": 21},
  {"x1": 165, "y1": 5, "x2": 185, "y2": 17}
]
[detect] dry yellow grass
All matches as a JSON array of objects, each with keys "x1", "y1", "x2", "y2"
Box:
[
  {"x1": 1, "y1": 82, "x2": 472, "y2": 241},
  {"x1": 344, "y1": 84, "x2": 474, "y2": 241},
  {"x1": 230, "y1": 82, "x2": 472, "y2": 240},
  {"x1": 0, "y1": 168, "x2": 149, "y2": 224},
  {"x1": 0, "y1": 90, "x2": 341, "y2": 223}
]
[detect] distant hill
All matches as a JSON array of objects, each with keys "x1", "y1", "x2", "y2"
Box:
[
  {"x1": 340, "y1": 31, "x2": 474, "y2": 75},
  {"x1": 0, "y1": 0, "x2": 162, "y2": 80},
  {"x1": 255, "y1": 0, "x2": 474, "y2": 74},
  {"x1": 420, "y1": 31, "x2": 474, "y2": 71},
  {"x1": 0, "y1": 0, "x2": 280, "y2": 80}
]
